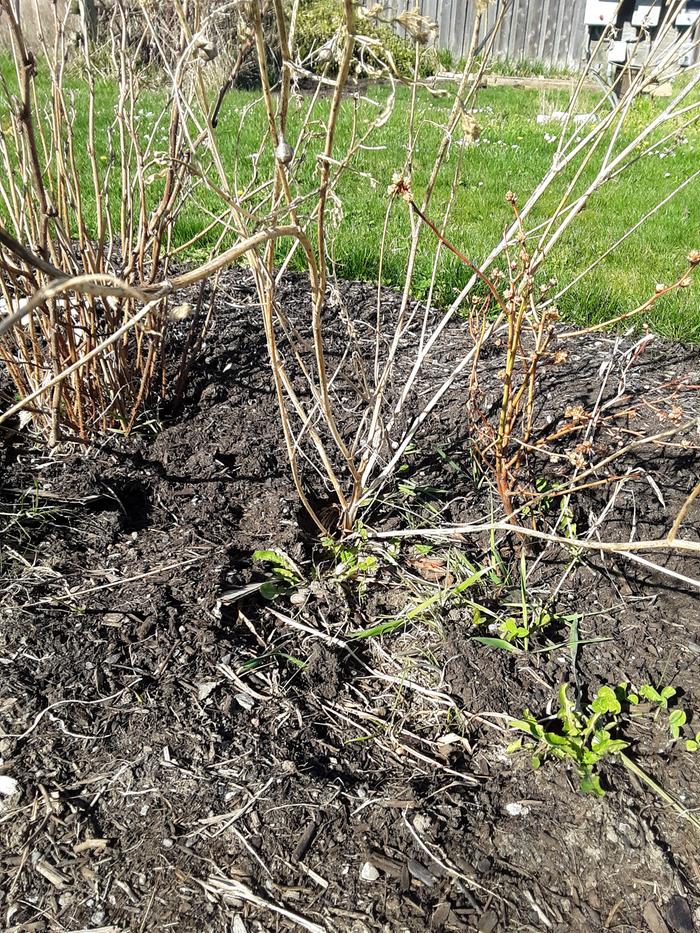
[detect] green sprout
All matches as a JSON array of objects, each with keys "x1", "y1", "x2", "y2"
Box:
[{"x1": 509, "y1": 683, "x2": 630, "y2": 796}]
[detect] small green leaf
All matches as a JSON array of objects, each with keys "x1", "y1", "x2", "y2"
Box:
[
  {"x1": 591, "y1": 686, "x2": 621, "y2": 716},
  {"x1": 579, "y1": 770, "x2": 605, "y2": 797},
  {"x1": 660, "y1": 686, "x2": 676, "y2": 701},
  {"x1": 591, "y1": 731, "x2": 628, "y2": 756},
  {"x1": 506, "y1": 739, "x2": 523, "y2": 754},
  {"x1": 509, "y1": 714, "x2": 544, "y2": 739},
  {"x1": 259, "y1": 581, "x2": 284, "y2": 600},
  {"x1": 473, "y1": 636, "x2": 521, "y2": 654},
  {"x1": 669, "y1": 708, "x2": 687, "y2": 740},
  {"x1": 640, "y1": 684, "x2": 662, "y2": 704},
  {"x1": 615, "y1": 683, "x2": 631, "y2": 704},
  {"x1": 253, "y1": 549, "x2": 290, "y2": 568},
  {"x1": 543, "y1": 731, "x2": 574, "y2": 749},
  {"x1": 349, "y1": 618, "x2": 405, "y2": 639},
  {"x1": 558, "y1": 684, "x2": 580, "y2": 735},
  {"x1": 686, "y1": 739, "x2": 698, "y2": 752}
]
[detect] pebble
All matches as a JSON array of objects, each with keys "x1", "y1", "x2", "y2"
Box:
[
  {"x1": 505, "y1": 802, "x2": 530, "y2": 817},
  {"x1": 360, "y1": 861, "x2": 380, "y2": 882},
  {"x1": 0, "y1": 776, "x2": 19, "y2": 797}
]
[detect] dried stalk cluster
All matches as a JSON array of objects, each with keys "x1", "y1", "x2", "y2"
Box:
[{"x1": 0, "y1": 0, "x2": 697, "y2": 557}]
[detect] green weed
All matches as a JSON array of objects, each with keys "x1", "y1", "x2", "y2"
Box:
[
  {"x1": 509, "y1": 683, "x2": 630, "y2": 796},
  {"x1": 252, "y1": 549, "x2": 304, "y2": 600},
  {"x1": 511, "y1": 680, "x2": 699, "y2": 795}
]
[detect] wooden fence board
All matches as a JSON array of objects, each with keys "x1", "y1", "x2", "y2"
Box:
[{"x1": 359, "y1": 0, "x2": 591, "y2": 69}]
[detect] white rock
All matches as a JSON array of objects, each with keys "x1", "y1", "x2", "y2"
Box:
[
  {"x1": 505, "y1": 802, "x2": 530, "y2": 817},
  {"x1": 360, "y1": 861, "x2": 380, "y2": 882},
  {"x1": 413, "y1": 813, "x2": 432, "y2": 835},
  {"x1": 0, "y1": 775, "x2": 19, "y2": 797},
  {"x1": 197, "y1": 681, "x2": 219, "y2": 702}
]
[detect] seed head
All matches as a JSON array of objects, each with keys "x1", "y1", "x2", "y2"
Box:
[
  {"x1": 193, "y1": 35, "x2": 217, "y2": 62},
  {"x1": 395, "y1": 9, "x2": 438, "y2": 45},
  {"x1": 564, "y1": 404, "x2": 587, "y2": 423},
  {"x1": 387, "y1": 172, "x2": 412, "y2": 202},
  {"x1": 169, "y1": 302, "x2": 192, "y2": 322}
]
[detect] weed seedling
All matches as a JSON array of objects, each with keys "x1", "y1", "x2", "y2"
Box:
[
  {"x1": 509, "y1": 683, "x2": 629, "y2": 796},
  {"x1": 321, "y1": 521, "x2": 379, "y2": 584},
  {"x1": 638, "y1": 683, "x2": 676, "y2": 710},
  {"x1": 252, "y1": 549, "x2": 304, "y2": 600},
  {"x1": 512, "y1": 679, "x2": 700, "y2": 797},
  {"x1": 472, "y1": 551, "x2": 569, "y2": 652},
  {"x1": 634, "y1": 683, "x2": 694, "y2": 743}
]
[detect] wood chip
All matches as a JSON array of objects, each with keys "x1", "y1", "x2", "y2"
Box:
[
  {"x1": 643, "y1": 902, "x2": 670, "y2": 933},
  {"x1": 292, "y1": 822, "x2": 317, "y2": 862},
  {"x1": 478, "y1": 910, "x2": 499, "y2": 933},
  {"x1": 73, "y1": 838, "x2": 109, "y2": 855},
  {"x1": 34, "y1": 858, "x2": 70, "y2": 888},
  {"x1": 407, "y1": 859, "x2": 436, "y2": 887},
  {"x1": 204, "y1": 876, "x2": 326, "y2": 933}
]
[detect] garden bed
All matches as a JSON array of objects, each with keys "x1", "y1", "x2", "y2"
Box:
[{"x1": 1, "y1": 272, "x2": 699, "y2": 932}]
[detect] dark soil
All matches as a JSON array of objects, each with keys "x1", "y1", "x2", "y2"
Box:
[{"x1": 1, "y1": 271, "x2": 700, "y2": 933}]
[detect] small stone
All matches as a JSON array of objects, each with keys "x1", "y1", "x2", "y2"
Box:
[
  {"x1": 197, "y1": 681, "x2": 219, "y2": 702},
  {"x1": 360, "y1": 861, "x2": 379, "y2": 882},
  {"x1": 0, "y1": 775, "x2": 19, "y2": 797},
  {"x1": 161, "y1": 838, "x2": 174, "y2": 849},
  {"x1": 504, "y1": 802, "x2": 529, "y2": 817}
]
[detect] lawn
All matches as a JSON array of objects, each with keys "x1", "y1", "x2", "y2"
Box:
[{"x1": 4, "y1": 60, "x2": 700, "y2": 340}]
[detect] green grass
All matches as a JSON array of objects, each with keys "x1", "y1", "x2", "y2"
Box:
[
  {"x1": 218, "y1": 81, "x2": 699, "y2": 340},
  {"x1": 3, "y1": 59, "x2": 699, "y2": 341}
]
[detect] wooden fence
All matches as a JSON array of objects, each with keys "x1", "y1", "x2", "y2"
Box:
[{"x1": 367, "y1": 0, "x2": 589, "y2": 71}]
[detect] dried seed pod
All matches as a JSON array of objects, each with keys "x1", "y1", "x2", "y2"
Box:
[
  {"x1": 395, "y1": 9, "x2": 437, "y2": 45},
  {"x1": 459, "y1": 112, "x2": 481, "y2": 145},
  {"x1": 275, "y1": 138, "x2": 293, "y2": 165},
  {"x1": 169, "y1": 302, "x2": 192, "y2": 322},
  {"x1": 193, "y1": 35, "x2": 218, "y2": 63}
]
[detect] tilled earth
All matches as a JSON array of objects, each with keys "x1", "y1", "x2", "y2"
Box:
[{"x1": 1, "y1": 271, "x2": 700, "y2": 933}]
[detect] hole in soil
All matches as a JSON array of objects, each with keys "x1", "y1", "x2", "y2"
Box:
[{"x1": 107, "y1": 479, "x2": 151, "y2": 531}]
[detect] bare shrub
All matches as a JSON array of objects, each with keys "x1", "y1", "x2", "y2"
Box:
[
  {"x1": 0, "y1": 0, "x2": 194, "y2": 442},
  {"x1": 0, "y1": 0, "x2": 698, "y2": 567}
]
